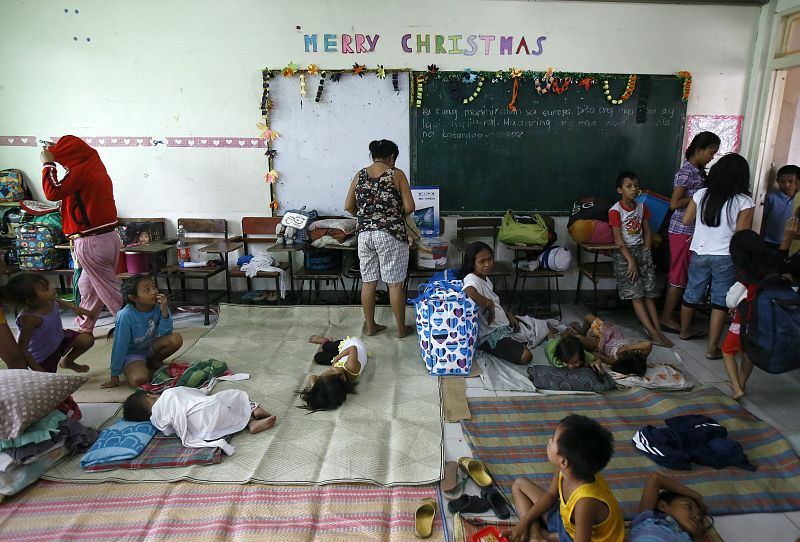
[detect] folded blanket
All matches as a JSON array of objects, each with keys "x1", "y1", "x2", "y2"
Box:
[
  {"x1": 84, "y1": 432, "x2": 222, "y2": 472},
  {"x1": 308, "y1": 217, "x2": 357, "y2": 234},
  {"x1": 310, "y1": 228, "x2": 348, "y2": 242},
  {"x1": 80, "y1": 420, "x2": 157, "y2": 469},
  {"x1": 239, "y1": 252, "x2": 287, "y2": 298},
  {"x1": 311, "y1": 235, "x2": 356, "y2": 248}
]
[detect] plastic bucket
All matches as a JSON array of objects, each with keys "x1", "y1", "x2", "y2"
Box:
[{"x1": 124, "y1": 253, "x2": 150, "y2": 274}]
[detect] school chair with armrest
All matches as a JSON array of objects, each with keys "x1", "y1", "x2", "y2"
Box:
[
  {"x1": 450, "y1": 217, "x2": 514, "y2": 292},
  {"x1": 293, "y1": 216, "x2": 348, "y2": 304},
  {"x1": 229, "y1": 217, "x2": 290, "y2": 304},
  {"x1": 162, "y1": 218, "x2": 242, "y2": 325},
  {"x1": 574, "y1": 242, "x2": 619, "y2": 313}
]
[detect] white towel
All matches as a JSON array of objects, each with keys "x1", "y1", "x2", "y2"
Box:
[{"x1": 240, "y1": 252, "x2": 287, "y2": 298}]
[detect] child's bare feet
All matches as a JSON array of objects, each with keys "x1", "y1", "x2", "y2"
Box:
[
  {"x1": 59, "y1": 359, "x2": 90, "y2": 373},
  {"x1": 308, "y1": 335, "x2": 328, "y2": 345},
  {"x1": 730, "y1": 387, "x2": 745, "y2": 401},
  {"x1": 363, "y1": 322, "x2": 386, "y2": 336},
  {"x1": 248, "y1": 415, "x2": 277, "y2": 433},
  {"x1": 397, "y1": 325, "x2": 414, "y2": 338},
  {"x1": 252, "y1": 406, "x2": 271, "y2": 419}
]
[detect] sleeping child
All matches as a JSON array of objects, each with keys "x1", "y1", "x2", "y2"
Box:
[
  {"x1": 300, "y1": 335, "x2": 367, "y2": 412},
  {"x1": 564, "y1": 313, "x2": 651, "y2": 376},
  {"x1": 123, "y1": 387, "x2": 277, "y2": 456}
]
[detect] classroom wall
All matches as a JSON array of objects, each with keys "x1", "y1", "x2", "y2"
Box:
[{"x1": 0, "y1": 0, "x2": 762, "y2": 291}]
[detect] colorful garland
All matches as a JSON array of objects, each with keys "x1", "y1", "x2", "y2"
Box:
[
  {"x1": 315, "y1": 71, "x2": 326, "y2": 103},
  {"x1": 508, "y1": 67, "x2": 523, "y2": 112},
  {"x1": 676, "y1": 71, "x2": 692, "y2": 102},
  {"x1": 415, "y1": 74, "x2": 426, "y2": 108},
  {"x1": 552, "y1": 76, "x2": 571, "y2": 95},
  {"x1": 534, "y1": 67, "x2": 554, "y2": 95},
  {"x1": 603, "y1": 74, "x2": 637, "y2": 105},
  {"x1": 464, "y1": 77, "x2": 484, "y2": 104}
]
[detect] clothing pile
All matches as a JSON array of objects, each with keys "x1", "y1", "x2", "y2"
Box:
[
  {"x1": 308, "y1": 217, "x2": 358, "y2": 248},
  {"x1": 0, "y1": 370, "x2": 96, "y2": 497},
  {"x1": 138, "y1": 359, "x2": 232, "y2": 394},
  {"x1": 633, "y1": 414, "x2": 756, "y2": 471},
  {"x1": 239, "y1": 252, "x2": 288, "y2": 299}
]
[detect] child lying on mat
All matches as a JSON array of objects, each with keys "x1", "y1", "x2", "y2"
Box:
[
  {"x1": 564, "y1": 313, "x2": 653, "y2": 376},
  {"x1": 300, "y1": 335, "x2": 367, "y2": 412},
  {"x1": 629, "y1": 473, "x2": 713, "y2": 542},
  {"x1": 506, "y1": 414, "x2": 625, "y2": 542},
  {"x1": 123, "y1": 387, "x2": 276, "y2": 456}
]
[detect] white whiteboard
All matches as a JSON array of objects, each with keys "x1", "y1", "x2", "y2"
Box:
[{"x1": 269, "y1": 73, "x2": 410, "y2": 215}]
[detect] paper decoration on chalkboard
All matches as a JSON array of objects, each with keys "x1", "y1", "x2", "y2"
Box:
[
  {"x1": 552, "y1": 76, "x2": 571, "y2": 95},
  {"x1": 686, "y1": 115, "x2": 743, "y2": 155},
  {"x1": 352, "y1": 63, "x2": 366, "y2": 77},
  {"x1": 676, "y1": 71, "x2": 692, "y2": 102},
  {"x1": 307, "y1": 64, "x2": 319, "y2": 76},
  {"x1": 376, "y1": 65, "x2": 386, "y2": 79},
  {"x1": 534, "y1": 68, "x2": 554, "y2": 95},
  {"x1": 315, "y1": 72, "x2": 326, "y2": 102},
  {"x1": 579, "y1": 77, "x2": 593, "y2": 91},
  {"x1": 427, "y1": 64, "x2": 439, "y2": 75},
  {"x1": 282, "y1": 62, "x2": 298, "y2": 77},
  {"x1": 392, "y1": 73, "x2": 399, "y2": 91},
  {"x1": 415, "y1": 74, "x2": 426, "y2": 108},
  {"x1": 462, "y1": 69, "x2": 478, "y2": 84},
  {"x1": 299, "y1": 73, "x2": 306, "y2": 97},
  {"x1": 265, "y1": 169, "x2": 279, "y2": 184},
  {"x1": 603, "y1": 74, "x2": 637, "y2": 105},
  {"x1": 508, "y1": 68, "x2": 523, "y2": 112},
  {"x1": 261, "y1": 71, "x2": 271, "y2": 117}
]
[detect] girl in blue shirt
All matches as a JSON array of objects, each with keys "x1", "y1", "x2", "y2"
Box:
[{"x1": 102, "y1": 274, "x2": 183, "y2": 389}]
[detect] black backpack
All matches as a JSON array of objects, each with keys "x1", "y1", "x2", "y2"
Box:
[{"x1": 739, "y1": 275, "x2": 800, "y2": 374}]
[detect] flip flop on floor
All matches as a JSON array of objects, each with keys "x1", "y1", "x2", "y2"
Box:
[
  {"x1": 458, "y1": 457, "x2": 492, "y2": 487},
  {"x1": 447, "y1": 494, "x2": 491, "y2": 514},
  {"x1": 481, "y1": 486, "x2": 511, "y2": 519},
  {"x1": 706, "y1": 352, "x2": 723, "y2": 360},
  {"x1": 414, "y1": 498, "x2": 437, "y2": 538},
  {"x1": 441, "y1": 461, "x2": 467, "y2": 499}
]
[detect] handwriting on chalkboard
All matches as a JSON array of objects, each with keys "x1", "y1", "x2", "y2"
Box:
[{"x1": 418, "y1": 105, "x2": 678, "y2": 142}]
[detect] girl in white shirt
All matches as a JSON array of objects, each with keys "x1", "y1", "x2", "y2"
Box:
[
  {"x1": 122, "y1": 388, "x2": 276, "y2": 456},
  {"x1": 460, "y1": 242, "x2": 533, "y2": 365},
  {"x1": 680, "y1": 153, "x2": 755, "y2": 360},
  {"x1": 300, "y1": 335, "x2": 367, "y2": 412}
]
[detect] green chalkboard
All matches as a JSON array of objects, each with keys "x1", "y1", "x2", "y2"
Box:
[{"x1": 410, "y1": 74, "x2": 687, "y2": 213}]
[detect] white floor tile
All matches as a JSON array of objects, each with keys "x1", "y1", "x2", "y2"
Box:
[
  {"x1": 714, "y1": 512, "x2": 800, "y2": 542},
  {"x1": 444, "y1": 438, "x2": 473, "y2": 461},
  {"x1": 465, "y1": 377, "x2": 485, "y2": 388},
  {"x1": 443, "y1": 422, "x2": 464, "y2": 440},
  {"x1": 785, "y1": 511, "x2": 800, "y2": 531}
]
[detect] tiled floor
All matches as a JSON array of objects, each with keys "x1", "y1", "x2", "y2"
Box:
[{"x1": 73, "y1": 304, "x2": 800, "y2": 541}]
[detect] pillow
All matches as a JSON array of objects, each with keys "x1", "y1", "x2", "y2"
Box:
[
  {"x1": 527, "y1": 365, "x2": 616, "y2": 392},
  {"x1": 307, "y1": 217, "x2": 357, "y2": 234},
  {"x1": 0, "y1": 370, "x2": 88, "y2": 440},
  {"x1": 80, "y1": 420, "x2": 158, "y2": 469}
]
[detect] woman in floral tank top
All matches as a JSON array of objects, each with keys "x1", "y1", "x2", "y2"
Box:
[
  {"x1": 660, "y1": 131, "x2": 719, "y2": 335},
  {"x1": 345, "y1": 140, "x2": 415, "y2": 338}
]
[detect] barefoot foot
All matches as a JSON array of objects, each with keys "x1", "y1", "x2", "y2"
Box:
[
  {"x1": 59, "y1": 359, "x2": 90, "y2": 373},
  {"x1": 252, "y1": 406, "x2": 271, "y2": 419},
  {"x1": 396, "y1": 325, "x2": 415, "y2": 338},
  {"x1": 363, "y1": 322, "x2": 386, "y2": 336},
  {"x1": 249, "y1": 415, "x2": 277, "y2": 433}
]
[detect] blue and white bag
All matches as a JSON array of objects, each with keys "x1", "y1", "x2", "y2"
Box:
[{"x1": 412, "y1": 279, "x2": 478, "y2": 376}]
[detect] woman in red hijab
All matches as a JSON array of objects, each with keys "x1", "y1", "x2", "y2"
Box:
[{"x1": 40, "y1": 135, "x2": 122, "y2": 332}]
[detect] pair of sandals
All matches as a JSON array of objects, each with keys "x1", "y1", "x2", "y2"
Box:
[
  {"x1": 447, "y1": 487, "x2": 510, "y2": 519},
  {"x1": 441, "y1": 457, "x2": 510, "y2": 519}
]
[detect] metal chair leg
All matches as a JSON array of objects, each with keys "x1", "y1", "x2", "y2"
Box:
[{"x1": 203, "y1": 276, "x2": 210, "y2": 326}]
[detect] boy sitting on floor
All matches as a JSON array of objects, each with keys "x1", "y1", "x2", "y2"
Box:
[
  {"x1": 123, "y1": 387, "x2": 277, "y2": 456},
  {"x1": 507, "y1": 414, "x2": 625, "y2": 542}
]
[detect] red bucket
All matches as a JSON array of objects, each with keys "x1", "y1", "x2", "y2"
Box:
[{"x1": 124, "y1": 253, "x2": 150, "y2": 274}]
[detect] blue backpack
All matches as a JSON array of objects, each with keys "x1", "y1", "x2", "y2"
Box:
[{"x1": 739, "y1": 275, "x2": 800, "y2": 374}]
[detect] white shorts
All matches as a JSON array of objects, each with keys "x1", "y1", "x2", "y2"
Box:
[{"x1": 357, "y1": 230, "x2": 409, "y2": 284}]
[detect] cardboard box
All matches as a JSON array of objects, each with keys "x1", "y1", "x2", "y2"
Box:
[{"x1": 410, "y1": 186, "x2": 440, "y2": 237}]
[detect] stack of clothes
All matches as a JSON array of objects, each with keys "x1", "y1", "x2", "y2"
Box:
[
  {"x1": 0, "y1": 370, "x2": 96, "y2": 498},
  {"x1": 308, "y1": 218, "x2": 357, "y2": 248}
]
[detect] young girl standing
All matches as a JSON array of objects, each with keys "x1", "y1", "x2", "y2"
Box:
[
  {"x1": 722, "y1": 231, "x2": 775, "y2": 400},
  {"x1": 680, "y1": 154, "x2": 754, "y2": 360},
  {"x1": 459, "y1": 242, "x2": 533, "y2": 365},
  {"x1": 3, "y1": 272, "x2": 95, "y2": 373},
  {"x1": 102, "y1": 274, "x2": 183, "y2": 389},
  {"x1": 660, "y1": 132, "x2": 720, "y2": 334}
]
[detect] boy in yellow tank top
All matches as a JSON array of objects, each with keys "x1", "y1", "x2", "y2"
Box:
[{"x1": 506, "y1": 414, "x2": 624, "y2": 542}]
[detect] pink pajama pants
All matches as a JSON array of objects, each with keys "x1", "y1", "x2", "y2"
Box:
[{"x1": 73, "y1": 231, "x2": 123, "y2": 332}]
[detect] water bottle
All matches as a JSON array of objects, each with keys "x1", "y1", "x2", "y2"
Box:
[{"x1": 176, "y1": 225, "x2": 190, "y2": 262}]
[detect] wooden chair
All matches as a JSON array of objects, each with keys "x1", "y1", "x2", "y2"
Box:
[
  {"x1": 162, "y1": 218, "x2": 242, "y2": 325},
  {"x1": 229, "y1": 217, "x2": 290, "y2": 304},
  {"x1": 574, "y1": 242, "x2": 619, "y2": 313},
  {"x1": 293, "y1": 216, "x2": 349, "y2": 304},
  {"x1": 450, "y1": 217, "x2": 514, "y2": 291}
]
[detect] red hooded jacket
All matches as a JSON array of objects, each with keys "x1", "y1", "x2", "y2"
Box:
[{"x1": 41, "y1": 135, "x2": 118, "y2": 236}]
